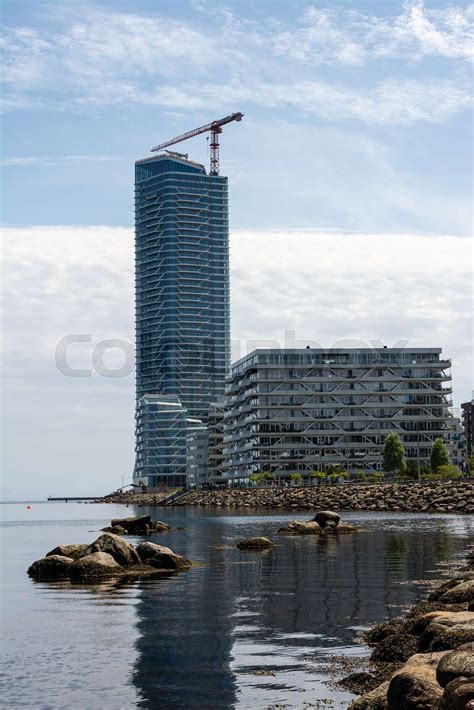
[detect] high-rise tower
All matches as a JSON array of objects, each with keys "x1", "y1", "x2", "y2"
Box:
[{"x1": 133, "y1": 154, "x2": 230, "y2": 487}]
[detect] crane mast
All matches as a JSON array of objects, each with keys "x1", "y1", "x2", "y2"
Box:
[{"x1": 150, "y1": 112, "x2": 243, "y2": 176}]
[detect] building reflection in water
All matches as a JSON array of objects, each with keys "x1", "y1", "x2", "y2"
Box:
[{"x1": 131, "y1": 511, "x2": 473, "y2": 708}]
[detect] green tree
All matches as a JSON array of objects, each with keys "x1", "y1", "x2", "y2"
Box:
[
  {"x1": 382, "y1": 432, "x2": 406, "y2": 474},
  {"x1": 405, "y1": 460, "x2": 420, "y2": 480},
  {"x1": 430, "y1": 437, "x2": 450, "y2": 473},
  {"x1": 290, "y1": 472, "x2": 302, "y2": 484}
]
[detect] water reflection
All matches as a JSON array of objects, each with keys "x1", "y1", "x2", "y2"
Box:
[{"x1": 130, "y1": 512, "x2": 473, "y2": 709}]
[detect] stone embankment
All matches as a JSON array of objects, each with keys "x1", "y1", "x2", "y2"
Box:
[
  {"x1": 343, "y1": 549, "x2": 474, "y2": 709},
  {"x1": 98, "y1": 491, "x2": 170, "y2": 505},
  {"x1": 174, "y1": 481, "x2": 473, "y2": 514}
]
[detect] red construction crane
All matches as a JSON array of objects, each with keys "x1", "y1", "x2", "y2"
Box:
[{"x1": 151, "y1": 112, "x2": 244, "y2": 176}]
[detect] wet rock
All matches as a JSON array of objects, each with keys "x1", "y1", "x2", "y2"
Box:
[
  {"x1": 437, "y1": 647, "x2": 474, "y2": 688},
  {"x1": 278, "y1": 519, "x2": 321, "y2": 535},
  {"x1": 70, "y1": 552, "x2": 121, "y2": 580},
  {"x1": 101, "y1": 525, "x2": 126, "y2": 535},
  {"x1": 110, "y1": 515, "x2": 153, "y2": 533},
  {"x1": 236, "y1": 537, "x2": 273, "y2": 550},
  {"x1": 366, "y1": 619, "x2": 405, "y2": 645},
  {"x1": 135, "y1": 541, "x2": 191, "y2": 571},
  {"x1": 419, "y1": 611, "x2": 474, "y2": 652},
  {"x1": 371, "y1": 633, "x2": 419, "y2": 663},
  {"x1": 440, "y1": 580, "x2": 474, "y2": 605},
  {"x1": 439, "y1": 676, "x2": 474, "y2": 710},
  {"x1": 28, "y1": 555, "x2": 74, "y2": 580},
  {"x1": 313, "y1": 510, "x2": 340, "y2": 528},
  {"x1": 80, "y1": 533, "x2": 141, "y2": 567},
  {"x1": 387, "y1": 671, "x2": 443, "y2": 709},
  {"x1": 152, "y1": 521, "x2": 172, "y2": 532},
  {"x1": 46, "y1": 544, "x2": 88, "y2": 560},
  {"x1": 349, "y1": 679, "x2": 390, "y2": 709}
]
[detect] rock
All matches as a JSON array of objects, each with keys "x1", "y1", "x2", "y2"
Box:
[
  {"x1": 437, "y1": 648, "x2": 474, "y2": 688},
  {"x1": 101, "y1": 525, "x2": 126, "y2": 535},
  {"x1": 440, "y1": 580, "x2": 474, "y2": 605},
  {"x1": 367, "y1": 619, "x2": 405, "y2": 644},
  {"x1": 387, "y1": 671, "x2": 443, "y2": 709},
  {"x1": 46, "y1": 544, "x2": 88, "y2": 560},
  {"x1": 110, "y1": 515, "x2": 153, "y2": 533},
  {"x1": 278, "y1": 519, "x2": 360, "y2": 535},
  {"x1": 419, "y1": 611, "x2": 474, "y2": 651},
  {"x1": 28, "y1": 555, "x2": 74, "y2": 580},
  {"x1": 440, "y1": 676, "x2": 474, "y2": 710},
  {"x1": 70, "y1": 552, "x2": 121, "y2": 580},
  {"x1": 313, "y1": 510, "x2": 340, "y2": 528},
  {"x1": 136, "y1": 542, "x2": 191, "y2": 571},
  {"x1": 152, "y1": 521, "x2": 172, "y2": 532},
  {"x1": 349, "y1": 679, "x2": 390, "y2": 709},
  {"x1": 371, "y1": 633, "x2": 419, "y2": 663},
  {"x1": 278, "y1": 520, "x2": 322, "y2": 535},
  {"x1": 80, "y1": 533, "x2": 141, "y2": 567},
  {"x1": 236, "y1": 537, "x2": 273, "y2": 550}
]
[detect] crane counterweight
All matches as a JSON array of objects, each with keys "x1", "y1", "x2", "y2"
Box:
[{"x1": 151, "y1": 112, "x2": 243, "y2": 175}]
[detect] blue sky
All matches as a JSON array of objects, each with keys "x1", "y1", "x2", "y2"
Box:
[
  {"x1": 2, "y1": 0, "x2": 472, "y2": 233},
  {"x1": 1, "y1": 1, "x2": 472, "y2": 498}
]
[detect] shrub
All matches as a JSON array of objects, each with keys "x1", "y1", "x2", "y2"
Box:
[
  {"x1": 437, "y1": 464, "x2": 461, "y2": 480},
  {"x1": 356, "y1": 470, "x2": 366, "y2": 481},
  {"x1": 290, "y1": 472, "x2": 302, "y2": 483}
]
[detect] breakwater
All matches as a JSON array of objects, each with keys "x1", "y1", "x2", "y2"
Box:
[{"x1": 173, "y1": 481, "x2": 473, "y2": 513}]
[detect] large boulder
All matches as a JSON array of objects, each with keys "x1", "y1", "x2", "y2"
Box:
[
  {"x1": 439, "y1": 676, "x2": 474, "y2": 710},
  {"x1": 313, "y1": 510, "x2": 340, "y2": 528},
  {"x1": 28, "y1": 555, "x2": 74, "y2": 580},
  {"x1": 387, "y1": 671, "x2": 443, "y2": 709},
  {"x1": 237, "y1": 537, "x2": 273, "y2": 550},
  {"x1": 110, "y1": 515, "x2": 153, "y2": 533},
  {"x1": 70, "y1": 552, "x2": 121, "y2": 580},
  {"x1": 351, "y1": 652, "x2": 445, "y2": 710},
  {"x1": 419, "y1": 611, "x2": 474, "y2": 651},
  {"x1": 437, "y1": 645, "x2": 474, "y2": 688},
  {"x1": 136, "y1": 541, "x2": 191, "y2": 571},
  {"x1": 46, "y1": 544, "x2": 88, "y2": 560},
  {"x1": 440, "y1": 579, "x2": 474, "y2": 605},
  {"x1": 80, "y1": 533, "x2": 141, "y2": 567}
]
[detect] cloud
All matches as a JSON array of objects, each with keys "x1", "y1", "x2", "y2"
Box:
[
  {"x1": 1, "y1": 225, "x2": 471, "y2": 498},
  {"x1": 1, "y1": 2, "x2": 472, "y2": 124},
  {"x1": 272, "y1": 3, "x2": 474, "y2": 63},
  {"x1": 0, "y1": 155, "x2": 130, "y2": 167}
]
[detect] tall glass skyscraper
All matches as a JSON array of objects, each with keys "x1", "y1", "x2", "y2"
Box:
[{"x1": 133, "y1": 154, "x2": 230, "y2": 487}]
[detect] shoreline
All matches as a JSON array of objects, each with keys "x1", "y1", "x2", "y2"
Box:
[
  {"x1": 341, "y1": 545, "x2": 474, "y2": 708},
  {"x1": 99, "y1": 481, "x2": 473, "y2": 514}
]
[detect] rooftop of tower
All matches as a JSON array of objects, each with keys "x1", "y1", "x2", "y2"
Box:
[{"x1": 136, "y1": 152, "x2": 206, "y2": 172}]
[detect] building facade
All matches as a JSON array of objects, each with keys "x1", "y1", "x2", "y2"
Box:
[
  {"x1": 461, "y1": 399, "x2": 473, "y2": 461},
  {"x1": 223, "y1": 348, "x2": 453, "y2": 482},
  {"x1": 134, "y1": 394, "x2": 202, "y2": 488},
  {"x1": 133, "y1": 154, "x2": 230, "y2": 486}
]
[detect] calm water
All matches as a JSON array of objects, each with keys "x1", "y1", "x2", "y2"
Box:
[{"x1": 1, "y1": 503, "x2": 472, "y2": 709}]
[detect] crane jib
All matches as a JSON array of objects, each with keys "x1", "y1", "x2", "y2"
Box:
[{"x1": 149, "y1": 112, "x2": 244, "y2": 175}]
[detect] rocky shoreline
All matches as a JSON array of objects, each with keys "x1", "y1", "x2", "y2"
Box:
[
  {"x1": 101, "y1": 482, "x2": 473, "y2": 514},
  {"x1": 341, "y1": 547, "x2": 474, "y2": 709}
]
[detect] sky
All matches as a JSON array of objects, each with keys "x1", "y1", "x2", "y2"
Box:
[{"x1": 1, "y1": 0, "x2": 473, "y2": 499}]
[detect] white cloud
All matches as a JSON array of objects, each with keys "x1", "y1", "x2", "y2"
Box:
[
  {"x1": 273, "y1": 3, "x2": 474, "y2": 63},
  {"x1": 0, "y1": 155, "x2": 130, "y2": 167},
  {"x1": 1, "y1": 3, "x2": 472, "y2": 124},
  {"x1": 1, "y1": 225, "x2": 472, "y2": 498}
]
